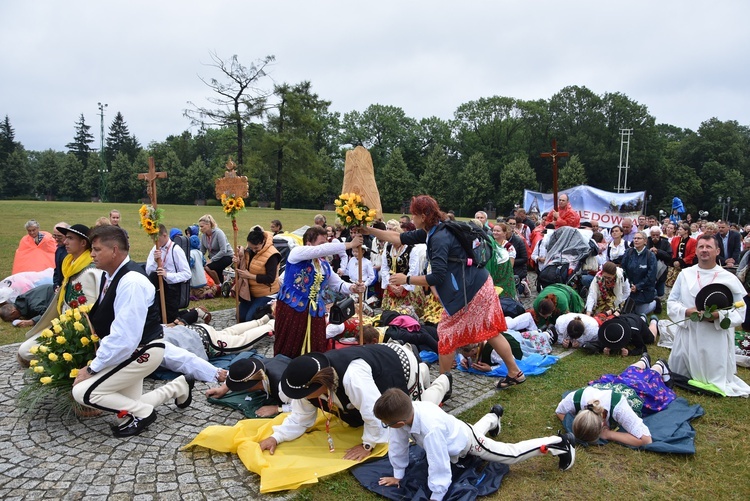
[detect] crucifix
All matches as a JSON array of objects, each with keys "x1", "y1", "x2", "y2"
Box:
[
  {"x1": 138, "y1": 157, "x2": 168, "y2": 208},
  {"x1": 138, "y1": 156, "x2": 169, "y2": 323},
  {"x1": 540, "y1": 140, "x2": 569, "y2": 210}
]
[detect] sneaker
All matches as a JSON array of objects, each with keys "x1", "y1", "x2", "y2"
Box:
[
  {"x1": 552, "y1": 431, "x2": 576, "y2": 471},
  {"x1": 111, "y1": 410, "x2": 157, "y2": 438},
  {"x1": 639, "y1": 352, "x2": 651, "y2": 369},
  {"x1": 488, "y1": 404, "x2": 504, "y2": 437}
]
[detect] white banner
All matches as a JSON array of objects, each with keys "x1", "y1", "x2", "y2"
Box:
[{"x1": 523, "y1": 185, "x2": 645, "y2": 229}]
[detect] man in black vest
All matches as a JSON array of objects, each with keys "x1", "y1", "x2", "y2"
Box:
[
  {"x1": 72, "y1": 225, "x2": 194, "y2": 437},
  {"x1": 258, "y1": 343, "x2": 451, "y2": 461}
]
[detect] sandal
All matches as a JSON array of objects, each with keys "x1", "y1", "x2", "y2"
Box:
[
  {"x1": 654, "y1": 359, "x2": 673, "y2": 388},
  {"x1": 496, "y1": 371, "x2": 526, "y2": 390}
]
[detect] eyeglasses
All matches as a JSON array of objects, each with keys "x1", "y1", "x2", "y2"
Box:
[{"x1": 381, "y1": 420, "x2": 404, "y2": 429}]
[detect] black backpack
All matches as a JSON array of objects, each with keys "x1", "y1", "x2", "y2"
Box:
[
  {"x1": 442, "y1": 220, "x2": 493, "y2": 268},
  {"x1": 171, "y1": 234, "x2": 191, "y2": 309}
]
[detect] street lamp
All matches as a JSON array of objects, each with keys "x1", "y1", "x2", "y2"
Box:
[
  {"x1": 718, "y1": 196, "x2": 731, "y2": 221},
  {"x1": 97, "y1": 102, "x2": 108, "y2": 202},
  {"x1": 644, "y1": 194, "x2": 652, "y2": 216}
]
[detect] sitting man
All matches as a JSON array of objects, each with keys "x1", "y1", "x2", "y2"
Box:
[
  {"x1": 145, "y1": 224, "x2": 191, "y2": 323},
  {"x1": 0, "y1": 283, "x2": 55, "y2": 327}
]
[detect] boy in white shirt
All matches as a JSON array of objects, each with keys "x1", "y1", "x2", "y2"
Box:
[{"x1": 373, "y1": 388, "x2": 575, "y2": 501}]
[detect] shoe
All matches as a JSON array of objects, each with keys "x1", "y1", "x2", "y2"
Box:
[
  {"x1": 547, "y1": 325, "x2": 559, "y2": 345},
  {"x1": 496, "y1": 370, "x2": 526, "y2": 390},
  {"x1": 441, "y1": 372, "x2": 453, "y2": 403},
  {"x1": 17, "y1": 352, "x2": 30, "y2": 368},
  {"x1": 111, "y1": 410, "x2": 157, "y2": 437},
  {"x1": 552, "y1": 431, "x2": 576, "y2": 471},
  {"x1": 654, "y1": 359, "x2": 673, "y2": 388},
  {"x1": 196, "y1": 306, "x2": 212, "y2": 324},
  {"x1": 488, "y1": 404, "x2": 504, "y2": 437},
  {"x1": 175, "y1": 375, "x2": 195, "y2": 409},
  {"x1": 639, "y1": 352, "x2": 651, "y2": 369},
  {"x1": 654, "y1": 299, "x2": 662, "y2": 314},
  {"x1": 581, "y1": 342, "x2": 601, "y2": 355}
]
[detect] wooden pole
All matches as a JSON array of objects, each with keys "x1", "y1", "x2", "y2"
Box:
[
  {"x1": 358, "y1": 245, "x2": 364, "y2": 345},
  {"x1": 233, "y1": 218, "x2": 240, "y2": 323}
]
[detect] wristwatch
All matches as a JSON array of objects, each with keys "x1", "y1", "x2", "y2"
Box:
[
  {"x1": 86, "y1": 366, "x2": 98, "y2": 375},
  {"x1": 406, "y1": 276, "x2": 411, "y2": 285},
  {"x1": 362, "y1": 443, "x2": 373, "y2": 452}
]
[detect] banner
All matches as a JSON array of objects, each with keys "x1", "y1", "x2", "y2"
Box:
[{"x1": 523, "y1": 185, "x2": 645, "y2": 229}]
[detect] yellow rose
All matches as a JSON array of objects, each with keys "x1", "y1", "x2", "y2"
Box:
[
  {"x1": 34, "y1": 366, "x2": 44, "y2": 373},
  {"x1": 65, "y1": 309, "x2": 74, "y2": 319},
  {"x1": 91, "y1": 334, "x2": 100, "y2": 343},
  {"x1": 80, "y1": 337, "x2": 90, "y2": 346},
  {"x1": 369, "y1": 209, "x2": 377, "y2": 217},
  {"x1": 74, "y1": 311, "x2": 82, "y2": 321},
  {"x1": 346, "y1": 216, "x2": 352, "y2": 223},
  {"x1": 30, "y1": 345, "x2": 39, "y2": 354},
  {"x1": 63, "y1": 353, "x2": 73, "y2": 362},
  {"x1": 41, "y1": 329, "x2": 53, "y2": 338},
  {"x1": 40, "y1": 377, "x2": 53, "y2": 385},
  {"x1": 53, "y1": 324, "x2": 63, "y2": 334},
  {"x1": 366, "y1": 216, "x2": 373, "y2": 222},
  {"x1": 30, "y1": 359, "x2": 39, "y2": 367},
  {"x1": 39, "y1": 346, "x2": 48, "y2": 353},
  {"x1": 734, "y1": 301, "x2": 745, "y2": 309},
  {"x1": 74, "y1": 322, "x2": 85, "y2": 332},
  {"x1": 79, "y1": 304, "x2": 91, "y2": 313},
  {"x1": 69, "y1": 368, "x2": 79, "y2": 378},
  {"x1": 48, "y1": 353, "x2": 59, "y2": 362},
  {"x1": 51, "y1": 318, "x2": 60, "y2": 326},
  {"x1": 56, "y1": 336, "x2": 67, "y2": 344},
  {"x1": 334, "y1": 199, "x2": 342, "y2": 206}
]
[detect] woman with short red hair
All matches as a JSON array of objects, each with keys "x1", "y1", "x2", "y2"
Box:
[{"x1": 365, "y1": 195, "x2": 526, "y2": 390}]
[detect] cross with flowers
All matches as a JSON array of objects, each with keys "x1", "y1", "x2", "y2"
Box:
[{"x1": 138, "y1": 156, "x2": 168, "y2": 323}]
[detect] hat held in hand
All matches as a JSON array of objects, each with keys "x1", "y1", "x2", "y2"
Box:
[{"x1": 695, "y1": 283, "x2": 733, "y2": 311}]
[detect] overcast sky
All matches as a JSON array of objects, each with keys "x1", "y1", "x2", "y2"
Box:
[{"x1": 2, "y1": 0, "x2": 749, "y2": 152}]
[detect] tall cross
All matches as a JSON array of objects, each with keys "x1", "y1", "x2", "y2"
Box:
[
  {"x1": 138, "y1": 157, "x2": 168, "y2": 208},
  {"x1": 540, "y1": 140, "x2": 569, "y2": 210}
]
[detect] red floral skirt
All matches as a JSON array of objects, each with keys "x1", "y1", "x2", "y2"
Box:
[
  {"x1": 437, "y1": 277, "x2": 507, "y2": 355},
  {"x1": 273, "y1": 300, "x2": 327, "y2": 358}
]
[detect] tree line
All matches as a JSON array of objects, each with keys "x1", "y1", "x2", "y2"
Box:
[{"x1": 1, "y1": 53, "x2": 749, "y2": 220}]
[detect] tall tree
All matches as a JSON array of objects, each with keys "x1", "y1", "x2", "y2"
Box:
[
  {"x1": 107, "y1": 152, "x2": 139, "y2": 202},
  {"x1": 376, "y1": 148, "x2": 416, "y2": 213},
  {"x1": 33, "y1": 150, "x2": 64, "y2": 199},
  {"x1": 184, "y1": 52, "x2": 275, "y2": 168},
  {"x1": 419, "y1": 147, "x2": 455, "y2": 210},
  {"x1": 340, "y1": 104, "x2": 418, "y2": 169},
  {"x1": 106, "y1": 112, "x2": 141, "y2": 164},
  {"x1": 558, "y1": 154, "x2": 587, "y2": 189},
  {"x1": 57, "y1": 153, "x2": 86, "y2": 200},
  {"x1": 66, "y1": 114, "x2": 95, "y2": 169},
  {"x1": 497, "y1": 156, "x2": 537, "y2": 214},
  {"x1": 459, "y1": 153, "x2": 493, "y2": 214},
  {"x1": 0, "y1": 115, "x2": 20, "y2": 197}
]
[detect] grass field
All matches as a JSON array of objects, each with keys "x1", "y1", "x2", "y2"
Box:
[{"x1": 2, "y1": 201, "x2": 750, "y2": 500}]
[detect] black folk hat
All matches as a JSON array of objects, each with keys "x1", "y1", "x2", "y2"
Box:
[
  {"x1": 598, "y1": 316, "x2": 632, "y2": 352},
  {"x1": 280, "y1": 352, "x2": 330, "y2": 399},
  {"x1": 695, "y1": 283, "x2": 733, "y2": 311},
  {"x1": 57, "y1": 224, "x2": 91, "y2": 242},
  {"x1": 226, "y1": 358, "x2": 266, "y2": 392}
]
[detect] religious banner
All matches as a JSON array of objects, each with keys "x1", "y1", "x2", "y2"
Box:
[{"x1": 523, "y1": 185, "x2": 645, "y2": 229}]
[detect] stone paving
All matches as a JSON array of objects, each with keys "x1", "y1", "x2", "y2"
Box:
[{"x1": 0, "y1": 285, "x2": 566, "y2": 499}]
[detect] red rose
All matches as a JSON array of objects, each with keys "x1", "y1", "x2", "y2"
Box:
[
  {"x1": 78, "y1": 296, "x2": 87, "y2": 304},
  {"x1": 74, "y1": 282, "x2": 83, "y2": 292},
  {"x1": 70, "y1": 300, "x2": 79, "y2": 308}
]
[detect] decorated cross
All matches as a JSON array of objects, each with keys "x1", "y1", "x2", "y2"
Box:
[
  {"x1": 138, "y1": 157, "x2": 168, "y2": 208},
  {"x1": 540, "y1": 140, "x2": 569, "y2": 211}
]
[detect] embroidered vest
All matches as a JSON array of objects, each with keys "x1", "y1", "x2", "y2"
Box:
[
  {"x1": 386, "y1": 243, "x2": 413, "y2": 275},
  {"x1": 279, "y1": 258, "x2": 332, "y2": 317},
  {"x1": 90, "y1": 261, "x2": 163, "y2": 345}
]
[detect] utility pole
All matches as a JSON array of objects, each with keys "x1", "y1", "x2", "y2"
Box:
[
  {"x1": 615, "y1": 128, "x2": 633, "y2": 193},
  {"x1": 97, "y1": 102, "x2": 108, "y2": 202}
]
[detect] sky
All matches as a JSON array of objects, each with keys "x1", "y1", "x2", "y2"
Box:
[{"x1": 2, "y1": 0, "x2": 749, "y2": 152}]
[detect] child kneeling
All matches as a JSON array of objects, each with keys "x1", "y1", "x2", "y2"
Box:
[{"x1": 373, "y1": 388, "x2": 575, "y2": 501}]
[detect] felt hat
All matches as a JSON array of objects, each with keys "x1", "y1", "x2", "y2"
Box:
[
  {"x1": 226, "y1": 358, "x2": 267, "y2": 392},
  {"x1": 598, "y1": 317, "x2": 632, "y2": 352},
  {"x1": 280, "y1": 353, "x2": 330, "y2": 399},
  {"x1": 695, "y1": 283, "x2": 733, "y2": 311},
  {"x1": 57, "y1": 224, "x2": 91, "y2": 242}
]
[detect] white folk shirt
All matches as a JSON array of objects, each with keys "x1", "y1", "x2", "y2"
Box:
[
  {"x1": 555, "y1": 387, "x2": 651, "y2": 439},
  {"x1": 555, "y1": 312, "x2": 599, "y2": 345},
  {"x1": 146, "y1": 240, "x2": 191, "y2": 285}
]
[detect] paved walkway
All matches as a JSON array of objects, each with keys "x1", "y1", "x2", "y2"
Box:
[{"x1": 0, "y1": 291, "x2": 564, "y2": 499}]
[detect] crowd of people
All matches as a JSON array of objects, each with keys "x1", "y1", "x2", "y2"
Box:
[{"x1": 5, "y1": 196, "x2": 750, "y2": 498}]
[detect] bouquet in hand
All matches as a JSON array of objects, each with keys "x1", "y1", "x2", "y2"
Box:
[{"x1": 334, "y1": 193, "x2": 376, "y2": 228}]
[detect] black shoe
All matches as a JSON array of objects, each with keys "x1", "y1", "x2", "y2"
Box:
[
  {"x1": 176, "y1": 375, "x2": 195, "y2": 409},
  {"x1": 441, "y1": 373, "x2": 453, "y2": 403},
  {"x1": 581, "y1": 342, "x2": 601, "y2": 355},
  {"x1": 654, "y1": 299, "x2": 662, "y2": 314},
  {"x1": 639, "y1": 352, "x2": 651, "y2": 369},
  {"x1": 551, "y1": 431, "x2": 576, "y2": 471},
  {"x1": 654, "y1": 358, "x2": 673, "y2": 388},
  {"x1": 547, "y1": 325, "x2": 559, "y2": 345},
  {"x1": 111, "y1": 410, "x2": 157, "y2": 438},
  {"x1": 488, "y1": 404, "x2": 504, "y2": 437}
]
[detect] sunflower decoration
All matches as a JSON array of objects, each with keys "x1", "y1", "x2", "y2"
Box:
[
  {"x1": 139, "y1": 204, "x2": 163, "y2": 238},
  {"x1": 221, "y1": 193, "x2": 246, "y2": 218},
  {"x1": 334, "y1": 192, "x2": 377, "y2": 228}
]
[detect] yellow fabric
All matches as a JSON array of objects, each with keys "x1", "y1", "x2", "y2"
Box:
[
  {"x1": 184, "y1": 410, "x2": 388, "y2": 493},
  {"x1": 56, "y1": 251, "x2": 93, "y2": 314}
]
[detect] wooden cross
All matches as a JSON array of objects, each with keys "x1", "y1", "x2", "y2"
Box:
[
  {"x1": 540, "y1": 140, "x2": 569, "y2": 211},
  {"x1": 138, "y1": 157, "x2": 168, "y2": 208}
]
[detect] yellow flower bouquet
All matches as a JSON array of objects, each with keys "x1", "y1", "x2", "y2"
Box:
[
  {"x1": 334, "y1": 193, "x2": 377, "y2": 228},
  {"x1": 17, "y1": 305, "x2": 99, "y2": 416},
  {"x1": 221, "y1": 193, "x2": 246, "y2": 218},
  {"x1": 139, "y1": 204, "x2": 163, "y2": 237}
]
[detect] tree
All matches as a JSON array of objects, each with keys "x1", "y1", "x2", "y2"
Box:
[
  {"x1": 0, "y1": 115, "x2": 20, "y2": 198},
  {"x1": 340, "y1": 104, "x2": 418, "y2": 169},
  {"x1": 66, "y1": 114, "x2": 95, "y2": 169},
  {"x1": 107, "y1": 152, "x2": 139, "y2": 202},
  {"x1": 459, "y1": 153, "x2": 493, "y2": 214},
  {"x1": 558, "y1": 154, "x2": 587, "y2": 189},
  {"x1": 106, "y1": 112, "x2": 141, "y2": 164},
  {"x1": 376, "y1": 148, "x2": 416, "y2": 212},
  {"x1": 2, "y1": 148, "x2": 32, "y2": 198},
  {"x1": 497, "y1": 156, "x2": 537, "y2": 214},
  {"x1": 419, "y1": 147, "x2": 455, "y2": 210},
  {"x1": 57, "y1": 153, "x2": 86, "y2": 200},
  {"x1": 185, "y1": 52, "x2": 275, "y2": 168},
  {"x1": 33, "y1": 150, "x2": 64, "y2": 199}
]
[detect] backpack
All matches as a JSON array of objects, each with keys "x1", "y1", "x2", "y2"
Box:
[
  {"x1": 171, "y1": 234, "x2": 191, "y2": 309},
  {"x1": 442, "y1": 220, "x2": 494, "y2": 268}
]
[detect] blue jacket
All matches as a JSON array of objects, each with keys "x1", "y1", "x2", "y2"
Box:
[
  {"x1": 621, "y1": 246, "x2": 657, "y2": 304},
  {"x1": 401, "y1": 222, "x2": 489, "y2": 316}
]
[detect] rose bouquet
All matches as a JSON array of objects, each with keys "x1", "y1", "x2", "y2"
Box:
[
  {"x1": 334, "y1": 193, "x2": 376, "y2": 228},
  {"x1": 16, "y1": 305, "x2": 99, "y2": 416}
]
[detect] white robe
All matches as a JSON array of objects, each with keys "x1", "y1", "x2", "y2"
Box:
[{"x1": 667, "y1": 265, "x2": 750, "y2": 397}]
